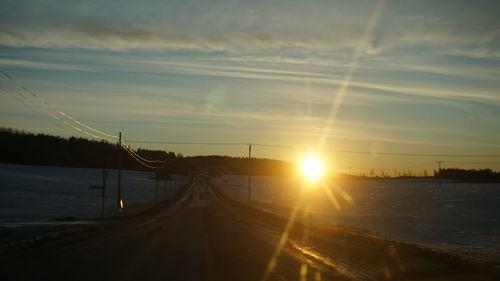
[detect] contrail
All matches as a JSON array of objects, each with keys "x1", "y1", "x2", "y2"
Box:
[{"x1": 318, "y1": 0, "x2": 387, "y2": 149}]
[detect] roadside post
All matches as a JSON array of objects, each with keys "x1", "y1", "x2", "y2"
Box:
[
  {"x1": 117, "y1": 132, "x2": 123, "y2": 210},
  {"x1": 156, "y1": 179, "x2": 159, "y2": 201},
  {"x1": 248, "y1": 144, "x2": 252, "y2": 201}
]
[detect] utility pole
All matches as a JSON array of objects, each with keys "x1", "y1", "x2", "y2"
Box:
[
  {"x1": 117, "y1": 132, "x2": 123, "y2": 209},
  {"x1": 248, "y1": 144, "x2": 252, "y2": 201},
  {"x1": 155, "y1": 179, "x2": 159, "y2": 201},
  {"x1": 435, "y1": 160, "x2": 444, "y2": 179}
]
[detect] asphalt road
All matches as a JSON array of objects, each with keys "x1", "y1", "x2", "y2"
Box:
[
  {"x1": 1, "y1": 175, "x2": 499, "y2": 281},
  {"x1": 1, "y1": 175, "x2": 345, "y2": 281}
]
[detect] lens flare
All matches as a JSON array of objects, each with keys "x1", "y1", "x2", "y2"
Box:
[{"x1": 301, "y1": 155, "x2": 324, "y2": 182}]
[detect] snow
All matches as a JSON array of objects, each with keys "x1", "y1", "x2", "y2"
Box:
[
  {"x1": 0, "y1": 163, "x2": 188, "y2": 244},
  {"x1": 212, "y1": 174, "x2": 500, "y2": 263}
]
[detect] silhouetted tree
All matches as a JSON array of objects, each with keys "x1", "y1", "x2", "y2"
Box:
[
  {"x1": 435, "y1": 168, "x2": 499, "y2": 182},
  {"x1": 0, "y1": 128, "x2": 297, "y2": 177}
]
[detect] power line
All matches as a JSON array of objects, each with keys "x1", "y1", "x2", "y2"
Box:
[
  {"x1": 324, "y1": 149, "x2": 500, "y2": 158},
  {"x1": 0, "y1": 80, "x2": 108, "y2": 141},
  {"x1": 122, "y1": 141, "x2": 166, "y2": 164},
  {"x1": 122, "y1": 144, "x2": 164, "y2": 169},
  {"x1": 0, "y1": 70, "x2": 118, "y2": 141},
  {"x1": 125, "y1": 140, "x2": 500, "y2": 158},
  {"x1": 2, "y1": 70, "x2": 499, "y2": 164},
  {"x1": 0, "y1": 81, "x2": 110, "y2": 142},
  {"x1": 57, "y1": 110, "x2": 117, "y2": 140},
  {"x1": 253, "y1": 143, "x2": 295, "y2": 149},
  {"x1": 341, "y1": 161, "x2": 436, "y2": 173},
  {"x1": 387, "y1": 161, "x2": 436, "y2": 172},
  {"x1": 442, "y1": 161, "x2": 500, "y2": 165},
  {"x1": 62, "y1": 121, "x2": 112, "y2": 141},
  {"x1": 1, "y1": 70, "x2": 163, "y2": 169},
  {"x1": 125, "y1": 140, "x2": 250, "y2": 146}
]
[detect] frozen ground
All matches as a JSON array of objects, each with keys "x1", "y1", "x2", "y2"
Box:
[
  {"x1": 212, "y1": 175, "x2": 500, "y2": 264},
  {"x1": 0, "y1": 163, "x2": 188, "y2": 244}
]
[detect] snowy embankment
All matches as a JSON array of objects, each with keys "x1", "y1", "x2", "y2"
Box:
[
  {"x1": 0, "y1": 163, "x2": 188, "y2": 244},
  {"x1": 211, "y1": 174, "x2": 500, "y2": 264}
]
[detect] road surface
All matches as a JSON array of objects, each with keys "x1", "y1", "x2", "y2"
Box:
[{"x1": 1, "y1": 175, "x2": 499, "y2": 281}]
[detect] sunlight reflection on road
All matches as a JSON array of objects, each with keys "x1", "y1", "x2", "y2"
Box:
[
  {"x1": 261, "y1": 1, "x2": 388, "y2": 278},
  {"x1": 260, "y1": 187, "x2": 305, "y2": 281},
  {"x1": 260, "y1": 178, "x2": 358, "y2": 281}
]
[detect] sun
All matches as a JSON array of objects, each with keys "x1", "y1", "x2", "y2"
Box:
[{"x1": 301, "y1": 155, "x2": 324, "y2": 182}]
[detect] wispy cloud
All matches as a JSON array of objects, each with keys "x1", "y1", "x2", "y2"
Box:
[
  {"x1": 1, "y1": 0, "x2": 499, "y2": 162},
  {"x1": 0, "y1": 0, "x2": 498, "y2": 57},
  {"x1": 0, "y1": 58, "x2": 87, "y2": 71},
  {"x1": 130, "y1": 60, "x2": 500, "y2": 104}
]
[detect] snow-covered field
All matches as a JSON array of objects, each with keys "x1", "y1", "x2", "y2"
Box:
[
  {"x1": 1, "y1": 162, "x2": 498, "y2": 263},
  {"x1": 0, "y1": 163, "x2": 188, "y2": 244},
  {"x1": 212, "y1": 174, "x2": 500, "y2": 263}
]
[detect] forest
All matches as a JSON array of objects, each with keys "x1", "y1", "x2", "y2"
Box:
[
  {"x1": 1, "y1": 128, "x2": 498, "y2": 181},
  {"x1": 0, "y1": 128, "x2": 296, "y2": 177},
  {"x1": 435, "y1": 168, "x2": 500, "y2": 182}
]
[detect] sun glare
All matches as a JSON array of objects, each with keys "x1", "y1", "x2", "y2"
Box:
[{"x1": 301, "y1": 155, "x2": 324, "y2": 182}]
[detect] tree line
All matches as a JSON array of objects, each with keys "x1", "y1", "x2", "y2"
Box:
[
  {"x1": 0, "y1": 128, "x2": 296, "y2": 176},
  {"x1": 2, "y1": 128, "x2": 496, "y2": 181},
  {"x1": 435, "y1": 168, "x2": 500, "y2": 182}
]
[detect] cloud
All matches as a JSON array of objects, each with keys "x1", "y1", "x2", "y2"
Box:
[
  {"x1": 0, "y1": 0, "x2": 499, "y2": 57},
  {"x1": 7, "y1": 52, "x2": 496, "y2": 110},
  {"x1": 0, "y1": 24, "x2": 204, "y2": 51},
  {"x1": 0, "y1": 58, "x2": 87, "y2": 71},
  {"x1": 1, "y1": 0, "x2": 498, "y2": 158},
  {"x1": 131, "y1": 59, "x2": 500, "y2": 104},
  {"x1": 1, "y1": 22, "x2": 498, "y2": 57}
]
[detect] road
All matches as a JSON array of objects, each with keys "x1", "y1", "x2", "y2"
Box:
[{"x1": 1, "y1": 175, "x2": 499, "y2": 281}]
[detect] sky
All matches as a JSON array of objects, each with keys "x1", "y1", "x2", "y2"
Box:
[{"x1": 0, "y1": 0, "x2": 499, "y2": 174}]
